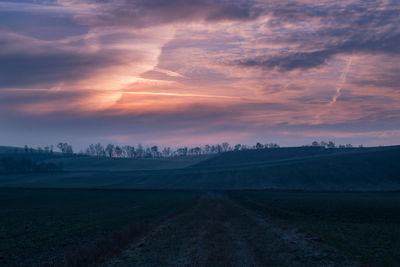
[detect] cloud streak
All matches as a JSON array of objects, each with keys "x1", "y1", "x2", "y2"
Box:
[{"x1": 330, "y1": 56, "x2": 352, "y2": 105}]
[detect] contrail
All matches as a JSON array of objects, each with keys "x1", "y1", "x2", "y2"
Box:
[{"x1": 329, "y1": 57, "x2": 353, "y2": 105}]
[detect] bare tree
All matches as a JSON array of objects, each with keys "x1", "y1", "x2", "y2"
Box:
[
  {"x1": 105, "y1": 144, "x2": 114, "y2": 158},
  {"x1": 222, "y1": 142, "x2": 230, "y2": 152},
  {"x1": 94, "y1": 143, "x2": 105, "y2": 157},
  {"x1": 122, "y1": 145, "x2": 134, "y2": 158},
  {"x1": 114, "y1": 146, "x2": 123, "y2": 157},
  {"x1": 266, "y1": 143, "x2": 280, "y2": 148},
  {"x1": 176, "y1": 147, "x2": 188, "y2": 156},
  {"x1": 255, "y1": 142, "x2": 264, "y2": 149},
  {"x1": 136, "y1": 144, "x2": 144, "y2": 158},
  {"x1": 57, "y1": 142, "x2": 73, "y2": 154},
  {"x1": 151, "y1": 146, "x2": 159, "y2": 158},
  {"x1": 327, "y1": 141, "x2": 336, "y2": 148},
  {"x1": 162, "y1": 147, "x2": 171, "y2": 157},
  {"x1": 312, "y1": 141, "x2": 320, "y2": 147},
  {"x1": 86, "y1": 144, "x2": 96, "y2": 156}
]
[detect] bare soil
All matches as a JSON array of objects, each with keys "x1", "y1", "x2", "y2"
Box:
[{"x1": 105, "y1": 193, "x2": 358, "y2": 267}]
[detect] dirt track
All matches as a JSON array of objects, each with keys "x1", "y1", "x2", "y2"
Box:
[{"x1": 106, "y1": 193, "x2": 358, "y2": 266}]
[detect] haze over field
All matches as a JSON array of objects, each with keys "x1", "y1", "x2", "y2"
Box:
[{"x1": 1, "y1": 0, "x2": 399, "y2": 148}]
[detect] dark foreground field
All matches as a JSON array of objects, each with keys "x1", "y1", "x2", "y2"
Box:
[
  {"x1": 1, "y1": 146, "x2": 400, "y2": 266},
  {"x1": 0, "y1": 188, "x2": 197, "y2": 266},
  {"x1": 229, "y1": 191, "x2": 400, "y2": 266},
  {"x1": 1, "y1": 188, "x2": 400, "y2": 266}
]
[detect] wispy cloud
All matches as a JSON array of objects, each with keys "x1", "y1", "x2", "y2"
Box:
[{"x1": 330, "y1": 56, "x2": 353, "y2": 105}]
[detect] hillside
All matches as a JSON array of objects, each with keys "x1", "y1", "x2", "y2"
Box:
[
  {"x1": 0, "y1": 146, "x2": 25, "y2": 154},
  {"x1": 47, "y1": 155, "x2": 213, "y2": 171},
  {"x1": 193, "y1": 146, "x2": 396, "y2": 169},
  {"x1": 0, "y1": 146, "x2": 70, "y2": 162},
  {"x1": 1, "y1": 146, "x2": 399, "y2": 191}
]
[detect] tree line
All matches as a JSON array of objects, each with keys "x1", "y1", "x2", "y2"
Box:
[
  {"x1": 82, "y1": 142, "x2": 283, "y2": 158},
  {"x1": 309, "y1": 141, "x2": 360, "y2": 149},
  {"x1": 20, "y1": 140, "x2": 361, "y2": 159}
]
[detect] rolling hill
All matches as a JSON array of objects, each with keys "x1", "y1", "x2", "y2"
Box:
[
  {"x1": 1, "y1": 146, "x2": 399, "y2": 191},
  {"x1": 47, "y1": 155, "x2": 212, "y2": 171}
]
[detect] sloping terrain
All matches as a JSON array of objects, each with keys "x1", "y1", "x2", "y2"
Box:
[
  {"x1": 193, "y1": 146, "x2": 398, "y2": 170},
  {"x1": 1, "y1": 146, "x2": 399, "y2": 191},
  {"x1": 0, "y1": 147, "x2": 70, "y2": 162},
  {"x1": 47, "y1": 155, "x2": 212, "y2": 171},
  {"x1": 0, "y1": 146, "x2": 23, "y2": 153}
]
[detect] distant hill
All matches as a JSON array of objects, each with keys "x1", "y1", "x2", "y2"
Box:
[
  {"x1": 47, "y1": 155, "x2": 213, "y2": 171},
  {"x1": 0, "y1": 146, "x2": 71, "y2": 162},
  {"x1": 193, "y1": 146, "x2": 397, "y2": 170},
  {"x1": 1, "y1": 146, "x2": 399, "y2": 191},
  {"x1": 0, "y1": 146, "x2": 25, "y2": 154}
]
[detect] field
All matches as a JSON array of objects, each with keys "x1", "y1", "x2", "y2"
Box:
[
  {"x1": 46, "y1": 155, "x2": 212, "y2": 171},
  {"x1": 1, "y1": 146, "x2": 399, "y2": 191},
  {"x1": 0, "y1": 188, "x2": 197, "y2": 266},
  {"x1": 1, "y1": 146, "x2": 400, "y2": 266},
  {"x1": 229, "y1": 190, "x2": 400, "y2": 266}
]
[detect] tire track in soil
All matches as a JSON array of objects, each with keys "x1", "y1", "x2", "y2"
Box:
[{"x1": 105, "y1": 193, "x2": 359, "y2": 267}]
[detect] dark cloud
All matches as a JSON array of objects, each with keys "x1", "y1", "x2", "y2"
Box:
[
  {"x1": 236, "y1": 50, "x2": 334, "y2": 71},
  {"x1": 0, "y1": 51, "x2": 118, "y2": 87},
  {"x1": 0, "y1": 89, "x2": 90, "y2": 107},
  {"x1": 349, "y1": 68, "x2": 400, "y2": 90},
  {"x1": 77, "y1": 0, "x2": 262, "y2": 27},
  {"x1": 0, "y1": 30, "x2": 147, "y2": 88},
  {"x1": 0, "y1": 11, "x2": 88, "y2": 40},
  {"x1": 234, "y1": 2, "x2": 400, "y2": 71}
]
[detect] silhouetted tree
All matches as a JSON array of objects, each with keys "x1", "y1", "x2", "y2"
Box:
[
  {"x1": 255, "y1": 142, "x2": 264, "y2": 149},
  {"x1": 267, "y1": 143, "x2": 280, "y2": 148},
  {"x1": 115, "y1": 146, "x2": 123, "y2": 157},
  {"x1": 176, "y1": 147, "x2": 188, "y2": 156},
  {"x1": 136, "y1": 144, "x2": 144, "y2": 158},
  {"x1": 327, "y1": 141, "x2": 336, "y2": 148},
  {"x1": 122, "y1": 145, "x2": 134, "y2": 158},
  {"x1": 94, "y1": 143, "x2": 105, "y2": 156},
  {"x1": 312, "y1": 141, "x2": 320, "y2": 147},
  {"x1": 222, "y1": 142, "x2": 230, "y2": 152},
  {"x1": 145, "y1": 147, "x2": 152, "y2": 158},
  {"x1": 216, "y1": 144, "x2": 223, "y2": 153},
  {"x1": 105, "y1": 144, "x2": 114, "y2": 158},
  {"x1": 57, "y1": 142, "x2": 73, "y2": 154},
  {"x1": 234, "y1": 144, "x2": 242, "y2": 151},
  {"x1": 151, "y1": 146, "x2": 159, "y2": 157},
  {"x1": 162, "y1": 147, "x2": 171, "y2": 157},
  {"x1": 86, "y1": 144, "x2": 96, "y2": 156}
]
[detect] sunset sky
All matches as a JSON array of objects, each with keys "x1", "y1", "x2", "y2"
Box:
[{"x1": 1, "y1": 0, "x2": 399, "y2": 149}]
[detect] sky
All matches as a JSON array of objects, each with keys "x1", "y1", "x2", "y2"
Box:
[{"x1": 0, "y1": 0, "x2": 399, "y2": 149}]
